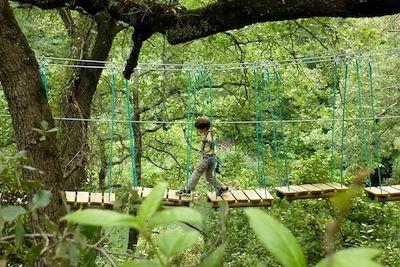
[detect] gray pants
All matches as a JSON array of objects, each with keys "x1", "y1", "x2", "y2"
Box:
[{"x1": 188, "y1": 158, "x2": 225, "y2": 191}]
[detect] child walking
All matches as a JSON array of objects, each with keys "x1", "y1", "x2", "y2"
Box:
[{"x1": 177, "y1": 115, "x2": 228, "y2": 196}]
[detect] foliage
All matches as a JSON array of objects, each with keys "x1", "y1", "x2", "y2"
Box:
[
  {"x1": 63, "y1": 183, "x2": 225, "y2": 266},
  {"x1": 1, "y1": 3, "x2": 400, "y2": 266}
]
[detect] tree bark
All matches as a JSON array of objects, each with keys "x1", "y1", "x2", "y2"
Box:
[
  {"x1": 0, "y1": 0, "x2": 64, "y2": 226},
  {"x1": 60, "y1": 12, "x2": 122, "y2": 190},
  {"x1": 13, "y1": 0, "x2": 400, "y2": 77}
]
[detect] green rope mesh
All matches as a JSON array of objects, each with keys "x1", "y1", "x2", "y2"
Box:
[
  {"x1": 266, "y1": 66, "x2": 282, "y2": 187},
  {"x1": 125, "y1": 78, "x2": 138, "y2": 189},
  {"x1": 108, "y1": 66, "x2": 117, "y2": 193},
  {"x1": 253, "y1": 64, "x2": 262, "y2": 187},
  {"x1": 355, "y1": 56, "x2": 371, "y2": 185},
  {"x1": 330, "y1": 57, "x2": 339, "y2": 183},
  {"x1": 193, "y1": 71, "x2": 199, "y2": 114},
  {"x1": 368, "y1": 57, "x2": 382, "y2": 189},
  {"x1": 39, "y1": 56, "x2": 49, "y2": 98},
  {"x1": 201, "y1": 67, "x2": 206, "y2": 115},
  {"x1": 340, "y1": 58, "x2": 349, "y2": 185},
  {"x1": 208, "y1": 70, "x2": 217, "y2": 189},
  {"x1": 185, "y1": 68, "x2": 195, "y2": 192},
  {"x1": 259, "y1": 65, "x2": 267, "y2": 189},
  {"x1": 253, "y1": 64, "x2": 267, "y2": 189},
  {"x1": 274, "y1": 64, "x2": 290, "y2": 189}
]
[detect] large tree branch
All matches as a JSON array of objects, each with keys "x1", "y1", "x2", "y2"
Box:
[{"x1": 14, "y1": 0, "x2": 400, "y2": 76}]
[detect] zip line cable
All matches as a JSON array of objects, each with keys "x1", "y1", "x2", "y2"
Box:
[{"x1": 42, "y1": 46, "x2": 400, "y2": 70}]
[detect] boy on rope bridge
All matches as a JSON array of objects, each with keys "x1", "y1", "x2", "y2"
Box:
[{"x1": 177, "y1": 115, "x2": 229, "y2": 196}]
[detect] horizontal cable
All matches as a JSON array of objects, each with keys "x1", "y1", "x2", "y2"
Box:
[
  {"x1": 1, "y1": 113, "x2": 399, "y2": 125},
  {"x1": 41, "y1": 47, "x2": 400, "y2": 71}
]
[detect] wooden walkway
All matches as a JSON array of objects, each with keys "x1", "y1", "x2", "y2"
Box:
[
  {"x1": 275, "y1": 182, "x2": 347, "y2": 200},
  {"x1": 207, "y1": 189, "x2": 274, "y2": 208},
  {"x1": 132, "y1": 187, "x2": 193, "y2": 206},
  {"x1": 365, "y1": 185, "x2": 400, "y2": 202},
  {"x1": 65, "y1": 191, "x2": 115, "y2": 208}
]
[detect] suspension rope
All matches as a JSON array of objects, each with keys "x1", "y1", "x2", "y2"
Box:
[
  {"x1": 107, "y1": 66, "x2": 117, "y2": 193},
  {"x1": 208, "y1": 69, "x2": 217, "y2": 191},
  {"x1": 125, "y1": 78, "x2": 138, "y2": 189},
  {"x1": 274, "y1": 64, "x2": 290, "y2": 189},
  {"x1": 355, "y1": 56, "x2": 371, "y2": 185},
  {"x1": 266, "y1": 66, "x2": 282, "y2": 187},
  {"x1": 39, "y1": 56, "x2": 49, "y2": 98},
  {"x1": 185, "y1": 68, "x2": 195, "y2": 193},
  {"x1": 368, "y1": 57, "x2": 382, "y2": 190},
  {"x1": 259, "y1": 65, "x2": 267, "y2": 189},
  {"x1": 253, "y1": 64, "x2": 262, "y2": 188},
  {"x1": 330, "y1": 57, "x2": 339, "y2": 183},
  {"x1": 201, "y1": 67, "x2": 206, "y2": 115},
  {"x1": 340, "y1": 58, "x2": 349, "y2": 185}
]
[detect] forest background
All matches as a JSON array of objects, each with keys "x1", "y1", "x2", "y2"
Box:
[{"x1": 0, "y1": 0, "x2": 400, "y2": 266}]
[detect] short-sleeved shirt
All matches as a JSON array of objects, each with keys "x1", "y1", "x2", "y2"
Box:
[{"x1": 201, "y1": 129, "x2": 214, "y2": 155}]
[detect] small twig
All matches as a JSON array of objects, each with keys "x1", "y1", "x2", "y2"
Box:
[
  {"x1": 87, "y1": 244, "x2": 117, "y2": 267},
  {"x1": 0, "y1": 233, "x2": 55, "y2": 242}
]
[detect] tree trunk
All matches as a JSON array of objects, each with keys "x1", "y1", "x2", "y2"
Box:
[
  {"x1": 60, "y1": 12, "x2": 122, "y2": 190},
  {"x1": 0, "y1": 0, "x2": 64, "y2": 226}
]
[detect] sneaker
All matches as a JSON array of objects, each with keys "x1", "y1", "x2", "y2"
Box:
[
  {"x1": 217, "y1": 186, "x2": 229, "y2": 196},
  {"x1": 176, "y1": 188, "x2": 191, "y2": 196}
]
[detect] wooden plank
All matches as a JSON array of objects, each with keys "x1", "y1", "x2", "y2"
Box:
[
  {"x1": 65, "y1": 191, "x2": 76, "y2": 203},
  {"x1": 166, "y1": 189, "x2": 181, "y2": 202},
  {"x1": 365, "y1": 187, "x2": 390, "y2": 196},
  {"x1": 243, "y1": 190, "x2": 262, "y2": 202},
  {"x1": 135, "y1": 187, "x2": 143, "y2": 198},
  {"x1": 275, "y1": 186, "x2": 298, "y2": 195},
  {"x1": 312, "y1": 183, "x2": 336, "y2": 192},
  {"x1": 90, "y1": 193, "x2": 103, "y2": 204},
  {"x1": 142, "y1": 187, "x2": 152, "y2": 198},
  {"x1": 164, "y1": 189, "x2": 168, "y2": 199},
  {"x1": 255, "y1": 189, "x2": 274, "y2": 200},
  {"x1": 103, "y1": 193, "x2": 115, "y2": 205},
  {"x1": 76, "y1": 192, "x2": 90, "y2": 203},
  {"x1": 207, "y1": 191, "x2": 223, "y2": 202},
  {"x1": 381, "y1": 186, "x2": 400, "y2": 195},
  {"x1": 299, "y1": 184, "x2": 323, "y2": 194},
  {"x1": 230, "y1": 190, "x2": 249, "y2": 202},
  {"x1": 325, "y1": 182, "x2": 347, "y2": 191},
  {"x1": 391, "y1": 184, "x2": 400, "y2": 191},
  {"x1": 220, "y1": 191, "x2": 236, "y2": 203},
  {"x1": 287, "y1": 185, "x2": 309, "y2": 195}
]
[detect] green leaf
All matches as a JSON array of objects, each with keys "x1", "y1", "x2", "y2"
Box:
[
  {"x1": 44, "y1": 215, "x2": 59, "y2": 234},
  {"x1": 315, "y1": 248, "x2": 383, "y2": 267},
  {"x1": 120, "y1": 260, "x2": 162, "y2": 267},
  {"x1": 46, "y1": 127, "x2": 58, "y2": 133},
  {"x1": 245, "y1": 209, "x2": 307, "y2": 267},
  {"x1": 26, "y1": 242, "x2": 45, "y2": 263},
  {"x1": 0, "y1": 206, "x2": 26, "y2": 222},
  {"x1": 32, "y1": 190, "x2": 52, "y2": 209},
  {"x1": 15, "y1": 218, "x2": 25, "y2": 250},
  {"x1": 156, "y1": 230, "x2": 200, "y2": 258},
  {"x1": 66, "y1": 243, "x2": 80, "y2": 266},
  {"x1": 40, "y1": 120, "x2": 49, "y2": 130},
  {"x1": 137, "y1": 183, "x2": 167, "y2": 223},
  {"x1": 79, "y1": 224, "x2": 98, "y2": 239},
  {"x1": 393, "y1": 137, "x2": 400, "y2": 150},
  {"x1": 199, "y1": 243, "x2": 226, "y2": 267},
  {"x1": 148, "y1": 207, "x2": 203, "y2": 229},
  {"x1": 39, "y1": 135, "x2": 46, "y2": 141},
  {"x1": 32, "y1": 128, "x2": 44, "y2": 134},
  {"x1": 83, "y1": 249, "x2": 97, "y2": 267},
  {"x1": 61, "y1": 209, "x2": 141, "y2": 230}
]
